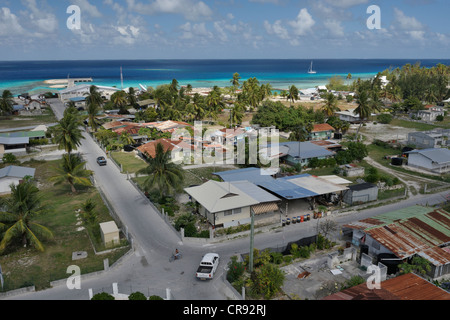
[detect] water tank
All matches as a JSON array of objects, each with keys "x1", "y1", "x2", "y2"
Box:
[
  {"x1": 377, "y1": 253, "x2": 401, "y2": 275},
  {"x1": 391, "y1": 158, "x2": 403, "y2": 166}
]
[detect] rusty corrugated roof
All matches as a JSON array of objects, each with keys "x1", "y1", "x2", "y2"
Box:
[
  {"x1": 344, "y1": 206, "x2": 450, "y2": 265},
  {"x1": 323, "y1": 273, "x2": 450, "y2": 300}
]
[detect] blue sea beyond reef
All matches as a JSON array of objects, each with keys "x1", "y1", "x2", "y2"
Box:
[{"x1": 0, "y1": 59, "x2": 449, "y2": 96}]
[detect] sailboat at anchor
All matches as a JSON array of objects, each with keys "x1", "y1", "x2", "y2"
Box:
[{"x1": 308, "y1": 61, "x2": 317, "y2": 74}]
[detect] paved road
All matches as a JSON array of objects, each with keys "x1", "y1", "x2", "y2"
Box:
[{"x1": 4, "y1": 100, "x2": 449, "y2": 300}]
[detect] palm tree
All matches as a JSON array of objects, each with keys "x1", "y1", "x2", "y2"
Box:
[
  {"x1": 320, "y1": 93, "x2": 339, "y2": 117},
  {"x1": 170, "y1": 79, "x2": 179, "y2": 95},
  {"x1": 111, "y1": 90, "x2": 128, "y2": 113},
  {"x1": 354, "y1": 90, "x2": 371, "y2": 140},
  {"x1": 84, "y1": 86, "x2": 103, "y2": 132},
  {"x1": 127, "y1": 87, "x2": 138, "y2": 107},
  {"x1": 85, "y1": 85, "x2": 103, "y2": 110},
  {"x1": 119, "y1": 132, "x2": 136, "y2": 146},
  {"x1": 0, "y1": 90, "x2": 14, "y2": 115},
  {"x1": 230, "y1": 103, "x2": 245, "y2": 127},
  {"x1": 287, "y1": 85, "x2": 299, "y2": 105},
  {"x1": 186, "y1": 84, "x2": 193, "y2": 95},
  {"x1": 346, "y1": 73, "x2": 352, "y2": 86},
  {"x1": 231, "y1": 73, "x2": 241, "y2": 88},
  {"x1": 86, "y1": 98, "x2": 101, "y2": 132},
  {"x1": 137, "y1": 143, "x2": 185, "y2": 197},
  {"x1": 191, "y1": 93, "x2": 206, "y2": 121},
  {"x1": 53, "y1": 113, "x2": 84, "y2": 154},
  {"x1": 50, "y1": 153, "x2": 93, "y2": 194},
  {"x1": 0, "y1": 178, "x2": 53, "y2": 253}
]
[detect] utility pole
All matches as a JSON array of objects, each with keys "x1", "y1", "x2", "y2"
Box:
[{"x1": 249, "y1": 207, "x2": 255, "y2": 273}]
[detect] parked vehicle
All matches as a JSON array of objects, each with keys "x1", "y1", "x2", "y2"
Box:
[
  {"x1": 196, "y1": 253, "x2": 220, "y2": 280},
  {"x1": 96, "y1": 156, "x2": 107, "y2": 166}
]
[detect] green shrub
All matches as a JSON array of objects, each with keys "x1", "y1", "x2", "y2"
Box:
[
  {"x1": 248, "y1": 264, "x2": 285, "y2": 299},
  {"x1": 377, "y1": 113, "x2": 393, "y2": 124},
  {"x1": 183, "y1": 222, "x2": 197, "y2": 237},
  {"x1": 128, "y1": 292, "x2": 147, "y2": 300},
  {"x1": 149, "y1": 295, "x2": 164, "y2": 300},
  {"x1": 91, "y1": 292, "x2": 115, "y2": 300},
  {"x1": 227, "y1": 256, "x2": 246, "y2": 283},
  {"x1": 283, "y1": 255, "x2": 293, "y2": 264},
  {"x1": 270, "y1": 252, "x2": 284, "y2": 265}
]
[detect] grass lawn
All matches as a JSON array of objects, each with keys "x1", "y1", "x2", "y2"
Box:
[
  {"x1": 0, "y1": 159, "x2": 130, "y2": 292},
  {"x1": 390, "y1": 118, "x2": 437, "y2": 131},
  {"x1": 110, "y1": 151, "x2": 148, "y2": 174},
  {"x1": 0, "y1": 108, "x2": 57, "y2": 130}
]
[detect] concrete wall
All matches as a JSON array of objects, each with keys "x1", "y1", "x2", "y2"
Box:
[
  {"x1": 343, "y1": 187, "x2": 378, "y2": 205},
  {"x1": 0, "y1": 177, "x2": 20, "y2": 194}
]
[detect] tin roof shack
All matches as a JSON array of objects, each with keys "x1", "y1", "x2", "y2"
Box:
[
  {"x1": 322, "y1": 273, "x2": 450, "y2": 300},
  {"x1": 342, "y1": 183, "x2": 378, "y2": 206},
  {"x1": 343, "y1": 206, "x2": 450, "y2": 280},
  {"x1": 100, "y1": 221, "x2": 120, "y2": 248}
]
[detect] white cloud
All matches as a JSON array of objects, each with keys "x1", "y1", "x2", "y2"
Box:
[
  {"x1": 0, "y1": 7, "x2": 25, "y2": 36},
  {"x1": 323, "y1": 19, "x2": 345, "y2": 37},
  {"x1": 22, "y1": 0, "x2": 58, "y2": 34},
  {"x1": 264, "y1": 20, "x2": 289, "y2": 40},
  {"x1": 249, "y1": 0, "x2": 281, "y2": 3},
  {"x1": 126, "y1": 0, "x2": 213, "y2": 21},
  {"x1": 288, "y1": 8, "x2": 315, "y2": 36},
  {"x1": 179, "y1": 22, "x2": 212, "y2": 40},
  {"x1": 71, "y1": 0, "x2": 103, "y2": 18},
  {"x1": 323, "y1": 0, "x2": 368, "y2": 8},
  {"x1": 393, "y1": 8, "x2": 424, "y2": 31}
]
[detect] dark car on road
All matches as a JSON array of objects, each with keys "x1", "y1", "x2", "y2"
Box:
[{"x1": 97, "y1": 156, "x2": 107, "y2": 166}]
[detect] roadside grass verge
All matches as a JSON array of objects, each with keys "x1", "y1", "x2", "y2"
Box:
[
  {"x1": 110, "y1": 151, "x2": 148, "y2": 174},
  {"x1": 0, "y1": 159, "x2": 129, "y2": 292}
]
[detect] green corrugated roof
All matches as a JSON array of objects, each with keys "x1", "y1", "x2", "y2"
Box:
[
  {"x1": 365, "y1": 205, "x2": 436, "y2": 230},
  {"x1": 0, "y1": 130, "x2": 46, "y2": 139}
]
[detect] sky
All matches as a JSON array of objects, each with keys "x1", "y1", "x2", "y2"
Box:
[{"x1": 0, "y1": 0, "x2": 449, "y2": 60}]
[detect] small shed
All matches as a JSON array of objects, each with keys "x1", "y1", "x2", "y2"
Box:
[
  {"x1": 343, "y1": 183, "x2": 378, "y2": 205},
  {"x1": 100, "y1": 221, "x2": 120, "y2": 247}
]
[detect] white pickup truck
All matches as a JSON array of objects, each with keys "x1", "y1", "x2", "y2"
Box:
[{"x1": 196, "y1": 253, "x2": 220, "y2": 280}]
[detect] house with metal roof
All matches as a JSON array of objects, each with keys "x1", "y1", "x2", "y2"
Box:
[
  {"x1": 343, "y1": 206, "x2": 450, "y2": 279},
  {"x1": 0, "y1": 165, "x2": 36, "y2": 194},
  {"x1": 184, "y1": 180, "x2": 281, "y2": 228},
  {"x1": 309, "y1": 124, "x2": 335, "y2": 141},
  {"x1": 214, "y1": 168, "x2": 349, "y2": 216},
  {"x1": 260, "y1": 141, "x2": 334, "y2": 167},
  {"x1": 0, "y1": 136, "x2": 29, "y2": 158},
  {"x1": 406, "y1": 148, "x2": 450, "y2": 174},
  {"x1": 407, "y1": 129, "x2": 450, "y2": 149}
]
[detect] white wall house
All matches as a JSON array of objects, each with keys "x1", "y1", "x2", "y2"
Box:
[
  {"x1": 59, "y1": 84, "x2": 120, "y2": 102},
  {"x1": 406, "y1": 148, "x2": 450, "y2": 174},
  {"x1": 184, "y1": 180, "x2": 280, "y2": 229},
  {"x1": 0, "y1": 166, "x2": 36, "y2": 194}
]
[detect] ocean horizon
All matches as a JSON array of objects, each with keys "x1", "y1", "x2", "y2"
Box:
[{"x1": 1, "y1": 59, "x2": 449, "y2": 96}]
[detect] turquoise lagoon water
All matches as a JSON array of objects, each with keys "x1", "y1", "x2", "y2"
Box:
[{"x1": 0, "y1": 59, "x2": 449, "y2": 96}]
